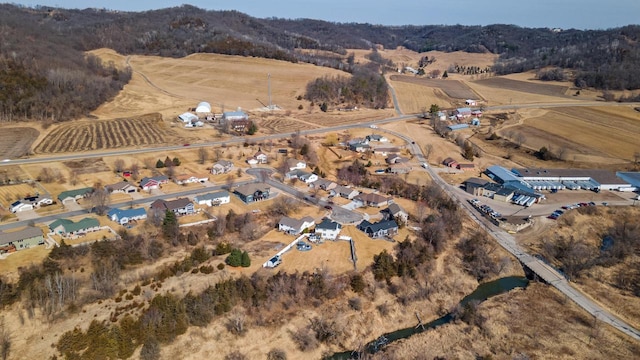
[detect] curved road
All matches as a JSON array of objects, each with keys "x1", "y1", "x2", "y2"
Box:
[{"x1": 378, "y1": 127, "x2": 640, "y2": 342}]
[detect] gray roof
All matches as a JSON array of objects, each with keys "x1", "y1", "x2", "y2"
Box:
[
  {"x1": 358, "y1": 219, "x2": 398, "y2": 233},
  {"x1": 234, "y1": 183, "x2": 270, "y2": 196},
  {"x1": 195, "y1": 191, "x2": 230, "y2": 202},
  {"x1": 0, "y1": 227, "x2": 43, "y2": 246},
  {"x1": 465, "y1": 177, "x2": 489, "y2": 186},
  {"x1": 315, "y1": 218, "x2": 341, "y2": 231},
  {"x1": 386, "y1": 203, "x2": 406, "y2": 215}
]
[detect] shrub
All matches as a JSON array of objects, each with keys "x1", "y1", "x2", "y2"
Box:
[
  {"x1": 217, "y1": 263, "x2": 225, "y2": 270},
  {"x1": 132, "y1": 285, "x2": 142, "y2": 296},
  {"x1": 348, "y1": 297, "x2": 362, "y2": 311},
  {"x1": 199, "y1": 265, "x2": 214, "y2": 274},
  {"x1": 226, "y1": 249, "x2": 243, "y2": 267},
  {"x1": 240, "y1": 251, "x2": 251, "y2": 267},
  {"x1": 289, "y1": 327, "x2": 318, "y2": 352},
  {"x1": 267, "y1": 348, "x2": 287, "y2": 360}
]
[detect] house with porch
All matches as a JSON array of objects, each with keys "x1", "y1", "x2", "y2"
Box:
[
  {"x1": 234, "y1": 183, "x2": 271, "y2": 203},
  {"x1": 357, "y1": 219, "x2": 398, "y2": 238},
  {"x1": 194, "y1": 191, "x2": 231, "y2": 206},
  {"x1": 278, "y1": 216, "x2": 315, "y2": 235},
  {"x1": 314, "y1": 218, "x2": 342, "y2": 240},
  {"x1": 49, "y1": 217, "x2": 100, "y2": 238}
]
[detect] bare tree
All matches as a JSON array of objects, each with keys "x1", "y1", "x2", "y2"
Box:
[
  {"x1": 165, "y1": 164, "x2": 176, "y2": 179},
  {"x1": 0, "y1": 317, "x2": 11, "y2": 360},
  {"x1": 130, "y1": 162, "x2": 140, "y2": 181},
  {"x1": 88, "y1": 182, "x2": 110, "y2": 215},
  {"x1": 634, "y1": 151, "x2": 640, "y2": 166},
  {"x1": 556, "y1": 146, "x2": 567, "y2": 161},
  {"x1": 113, "y1": 158, "x2": 126, "y2": 173},
  {"x1": 143, "y1": 157, "x2": 156, "y2": 170},
  {"x1": 214, "y1": 148, "x2": 222, "y2": 162},
  {"x1": 38, "y1": 167, "x2": 56, "y2": 183},
  {"x1": 198, "y1": 147, "x2": 209, "y2": 165},
  {"x1": 69, "y1": 170, "x2": 79, "y2": 186},
  {"x1": 514, "y1": 133, "x2": 526, "y2": 148},
  {"x1": 423, "y1": 144, "x2": 433, "y2": 160},
  {"x1": 225, "y1": 174, "x2": 235, "y2": 190}
]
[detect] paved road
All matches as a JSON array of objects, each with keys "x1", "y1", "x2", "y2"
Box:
[
  {"x1": 0, "y1": 181, "x2": 254, "y2": 232},
  {"x1": 375, "y1": 127, "x2": 640, "y2": 341}
]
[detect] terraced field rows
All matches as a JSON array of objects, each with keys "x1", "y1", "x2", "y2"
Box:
[{"x1": 34, "y1": 114, "x2": 174, "y2": 153}]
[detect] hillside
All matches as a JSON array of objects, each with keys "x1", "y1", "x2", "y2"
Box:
[{"x1": 1, "y1": 4, "x2": 640, "y2": 123}]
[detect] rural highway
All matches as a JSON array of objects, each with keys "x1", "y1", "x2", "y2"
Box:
[{"x1": 378, "y1": 127, "x2": 640, "y2": 342}]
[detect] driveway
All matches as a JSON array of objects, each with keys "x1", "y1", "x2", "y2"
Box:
[
  {"x1": 341, "y1": 201, "x2": 360, "y2": 211},
  {"x1": 16, "y1": 210, "x2": 39, "y2": 221}
]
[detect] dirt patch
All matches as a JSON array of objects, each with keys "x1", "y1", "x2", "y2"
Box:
[
  {"x1": 33, "y1": 113, "x2": 178, "y2": 153},
  {"x1": 63, "y1": 158, "x2": 111, "y2": 175},
  {"x1": 473, "y1": 77, "x2": 570, "y2": 97},
  {"x1": 0, "y1": 127, "x2": 39, "y2": 159},
  {"x1": 389, "y1": 75, "x2": 480, "y2": 100}
]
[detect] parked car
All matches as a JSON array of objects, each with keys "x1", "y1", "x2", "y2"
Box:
[
  {"x1": 324, "y1": 205, "x2": 333, "y2": 210},
  {"x1": 296, "y1": 242, "x2": 312, "y2": 251}
]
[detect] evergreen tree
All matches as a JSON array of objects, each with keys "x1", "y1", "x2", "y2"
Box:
[
  {"x1": 241, "y1": 251, "x2": 251, "y2": 267},
  {"x1": 300, "y1": 143, "x2": 309, "y2": 156},
  {"x1": 172, "y1": 157, "x2": 181, "y2": 166},
  {"x1": 164, "y1": 156, "x2": 173, "y2": 168},
  {"x1": 247, "y1": 121, "x2": 258, "y2": 135},
  {"x1": 226, "y1": 248, "x2": 242, "y2": 267},
  {"x1": 162, "y1": 210, "x2": 179, "y2": 241},
  {"x1": 442, "y1": 70, "x2": 448, "y2": 78},
  {"x1": 155, "y1": 159, "x2": 165, "y2": 168}
]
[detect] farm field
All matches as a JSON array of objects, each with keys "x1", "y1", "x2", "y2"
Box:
[
  {"x1": 0, "y1": 127, "x2": 39, "y2": 159},
  {"x1": 388, "y1": 79, "x2": 454, "y2": 114},
  {"x1": 502, "y1": 106, "x2": 640, "y2": 163},
  {"x1": 389, "y1": 75, "x2": 480, "y2": 100},
  {"x1": 33, "y1": 113, "x2": 178, "y2": 154},
  {"x1": 473, "y1": 77, "x2": 570, "y2": 97}
]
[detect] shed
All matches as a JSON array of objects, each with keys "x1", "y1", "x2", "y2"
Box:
[
  {"x1": 447, "y1": 124, "x2": 469, "y2": 131},
  {"x1": 195, "y1": 102, "x2": 211, "y2": 113}
]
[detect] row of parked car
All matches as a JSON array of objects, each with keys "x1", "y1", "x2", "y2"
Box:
[
  {"x1": 468, "y1": 198, "x2": 502, "y2": 220},
  {"x1": 548, "y1": 201, "x2": 596, "y2": 220}
]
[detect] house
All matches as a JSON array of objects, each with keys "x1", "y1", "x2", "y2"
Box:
[
  {"x1": 278, "y1": 216, "x2": 315, "y2": 235},
  {"x1": 174, "y1": 174, "x2": 209, "y2": 185},
  {"x1": 253, "y1": 149, "x2": 268, "y2": 164},
  {"x1": 107, "y1": 207, "x2": 147, "y2": 225},
  {"x1": 140, "y1": 176, "x2": 169, "y2": 191},
  {"x1": 366, "y1": 134, "x2": 389, "y2": 143},
  {"x1": 58, "y1": 187, "x2": 93, "y2": 203},
  {"x1": 380, "y1": 203, "x2": 408, "y2": 224},
  {"x1": 388, "y1": 163, "x2": 412, "y2": 174},
  {"x1": 246, "y1": 158, "x2": 259, "y2": 165},
  {"x1": 443, "y1": 157, "x2": 459, "y2": 168},
  {"x1": 465, "y1": 99, "x2": 478, "y2": 106},
  {"x1": 471, "y1": 109, "x2": 483, "y2": 117},
  {"x1": 24, "y1": 195, "x2": 53, "y2": 207},
  {"x1": 9, "y1": 201, "x2": 34, "y2": 213},
  {"x1": 105, "y1": 181, "x2": 138, "y2": 194},
  {"x1": 0, "y1": 227, "x2": 44, "y2": 251},
  {"x1": 234, "y1": 183, "x2": 270, "y2": 203},
  {"x1": 354, "y1": 192, "x2": 393, "y2": 208},
  {"x1": 310, "y1": 178, "x2": 337, "y2": 191},
  {"x1": 349, "y1": 142, "x2": 370, "y2": 153},
  {"x1": 457, "y1": 163, "x2": 475, "y2": 171},
  {"x1": 211, "y1": 160, "x2": 234, "y2": 175},
  {"x1": 455, "y1": 107, "x2": 472, "y2": 119},
  {"x1": 49, "y1": 218, "x2": 100, "y2": 237},
  {"x1": 330, "y1": 185, "x2": 359, "y2": 199},
  {"x1": 386, "y1": 154, "x2": 410, "y2": 165},
  {"x1": 194, "y1": 191, "x2": 231, "y2": 206},
  {"x1": 464, "y1": 178, "x2": 489, "y2": 196},
  {"x1": 357, "y1": 219, "x2": 398, "y2": 238},
  {"x1": 314, "y1": 218, "x2": 342, "y2": 240},
  {"x1": 150, "y1": 198, "x2": 195, "y2": 216},
  {"x1": 299, "y1": 172, "x2": 318, "y2": 184},
  {"x1": 373, "y1": 146, "x2": 400, "y2": 156},
  {"x1": 286, "y1": 158, "x2": 307, "y2": 171},
  {"x1": 285, "y1": 169, "x2": 306, "y2": 180}
]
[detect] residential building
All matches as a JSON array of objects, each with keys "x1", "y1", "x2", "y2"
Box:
[
  {"x1": 149, "y1": 198, "x2": 195, "y2": 216},
  {"x1": 354, "y1": 192, "x2": 393, "y2": 208},
  {"x1": 58, "y1": 187, "x2": 93, "y2": 203},
  {"x1": 314, "y1": 218, "x2": 342, "y2": 240},
  {"x1": 140, "y1": 176, "x2": 169, "y2": 191},
  {"x1": 278, "y1": 216, "x2": 315, "y2": 235},
  {"x1": 12, "y1": 195, "x2": 55, "y2": 212},
  {"x1": 107, "y1": 208, "x2": 147, "y2": 225},
  {"x1": 194, "y1": 191, "x2": 231, "y2": 206},
  {"x1": 105, "y1": 181, "x2": 138, "y2": 194},
  {"x1": 357, "y1": 219, "x2": 398, "y2": 238},
  {"x1": 349, "y1": 142, "x2": 370, "y2": 153},
  {"x1": 388, "y1": 163, "x2": 412, "y2": 174},
  {"x1": 330, "y1": 185, "x2": 359, "y2": 199},
  {"x1": 386, "y1": 154, "x2": 409, "y2": 164},
  {"x1": 234, "y1": 183, "x2": 271, "y2": 203},
  {"x1": 174, "y1": 174, "x2": 209, "y2": 185},
  {"x1": 254, "y1": 149, "x2": 268, "y2": 164},
  {"x1": 299, "y1": 172, "x2": 318, "y2": 184},
  {"x1": 310, "y1": 178, "x2": 337, "y2": 191},
  {"x1": 286, "y1": 158, "x2": 307, "y2": 171},
  {"x1": 366, "y1": 134, "x2": 389, "y2": 143},
  {"x1": 9, "y1": 201, "x2": 33, "y2": 213},
  {"x1": 380, "y1": 203, "x2": 408, "y2": 224},
  {"x1": 49, "y1": 218, "x2": 100, "y2": 237},
  {"x1": 246, "y1": 157, "x2": 259, "y2": 165},
  {"x1": 0, "y1": 227, "x2": 44, "y2": 252},
  {"x1": 211, "y1": 160, "x2": 234, "y2": 175}
]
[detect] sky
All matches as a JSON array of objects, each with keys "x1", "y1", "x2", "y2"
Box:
[{"x1": 6, "y1": 1, "x2": 640, "y2": 29}]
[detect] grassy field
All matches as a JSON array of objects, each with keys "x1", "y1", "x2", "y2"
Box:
[
  {"x1": 0, "y1": 127, "x2": 39, "y2": 159},
  {"x1": 473, "y1": 76, "x2": 570, "y2": 97},
  {"x1": 390, "y1": 75, "x2": 480, "y2": 100}
]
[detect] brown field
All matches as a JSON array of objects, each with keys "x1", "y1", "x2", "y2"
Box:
[
  {"x1": 33, "y1": 113, "x2": 178, "y2": 154},
  {"x1": 390, "y1": 75, "x2": 480, "y2": 100},
  {"x1": 64, "y1": 158, "x2": 112, "y2": 175},
  {"x1": 501, "y1": 106, "x2": 640, "y2": 163},
  {"x1": 257, "y1": 115, "x2": 320, "y2": 134},
  {"x1": 0, "y1": 127, "x2": 39, "y2": 159},
  {"x1": 473, "y1": 76, "x2": 570, "y2": 97},
  {"x1": 387, "y1": 78, "x2": 454, "y2": 114}
]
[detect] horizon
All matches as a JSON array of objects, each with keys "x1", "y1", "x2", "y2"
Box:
[{"x1": 5, "y1": 0, "x2": 640, "y2": 30}]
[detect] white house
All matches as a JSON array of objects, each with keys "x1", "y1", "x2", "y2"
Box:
[
  {"x1": 286, "y1": 158, "x2": 307, "y2": 171},
  {"x1": 194, "y1": 191, "x2": 231, "y2": 206},
  {"x1": 246, "y1": 158, "x2": 259, "y2": 165},
  {"x1": 10, "y1": 201, "x2": 34, "y2": 213},
  {"x1": 366, "y1": 134, "x2": 389, "y2": 143},
  {"x1": 314, "y1": 218, "x2": 342, "y2": 240},
  {"x1": 465, "y1": 99, "x2": 478, "y2": 106},
  {"x1": 174, "y1": 174, "x2": 209, "y2": 185},
  {"x1": 211, "y1": 160, "x2": 234, "y2": 175},
  {"x1": 299, "y1": 172, "x2": 318, "y2": 184},
  {"x1": 105, "y1": 181, "x2": 138, "y2": 194},
  {"x1": 278, "y1": 216, "x2": 315, "y2": 235},
  {"x1": 254, "y1": 150, "x2": 268, "y2": 164}
]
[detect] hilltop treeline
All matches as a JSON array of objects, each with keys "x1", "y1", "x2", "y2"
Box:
[{"x1": 2, "y1": 4, "x2": 640, "y2": 122}]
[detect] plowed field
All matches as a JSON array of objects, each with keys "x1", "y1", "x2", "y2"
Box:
[
  {"x1": 34, "y1": 113, "x2": 176, "y2": 154},
  {"x1": 0, "y1": 127, "x2": 39, "y2": 159}
]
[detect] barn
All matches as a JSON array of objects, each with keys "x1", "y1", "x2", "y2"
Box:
[{"x1": 195, "y1": 102, "x2": 212, "y2": 114}]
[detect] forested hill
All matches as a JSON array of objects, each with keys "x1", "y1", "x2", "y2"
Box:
[{"x1": 1, "y1": 5, "x2": 640, "y2": 122}]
